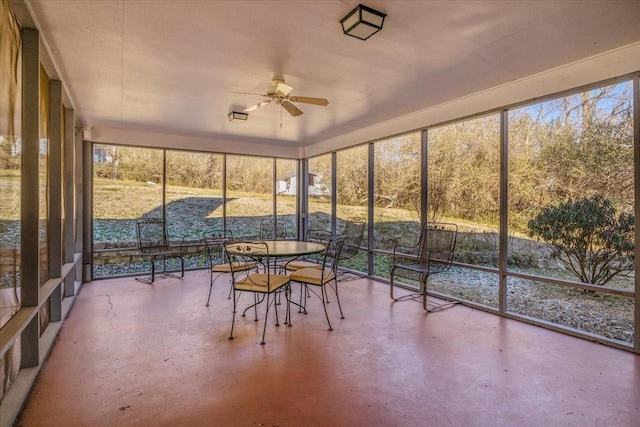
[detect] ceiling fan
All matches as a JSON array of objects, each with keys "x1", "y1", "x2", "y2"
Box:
[{"x1": 236, "y1": 79, "x2": 329, "y2": 117}]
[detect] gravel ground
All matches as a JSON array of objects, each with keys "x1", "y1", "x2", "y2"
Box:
[{"x1": 428, "y1": 267, "x2": 634, "y2": 343}]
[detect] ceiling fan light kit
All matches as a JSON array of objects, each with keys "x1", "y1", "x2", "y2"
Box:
[
  {"x1": 228, "y1": 111, "x2": 248, "y2": 122},
  {"x1": 340, "y1": 3, "x2": 386, "y2": 40}
]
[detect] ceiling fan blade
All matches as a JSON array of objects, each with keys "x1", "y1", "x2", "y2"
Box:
[
  {"x1": 281, "y1": 101, "x2": 303, "y2": 117},
  {"x1": 231, "y1": 91, "x2": 268, "y2": 97},
  {"x1": 243, "y1": 99, "x2": 272, "y2": 112},
  {"x1": 289, "y1": 96, "x2": 329, "y2": 106},
  {"x1": 275, "y1": 82, "x2": 294, "y2": 97}
]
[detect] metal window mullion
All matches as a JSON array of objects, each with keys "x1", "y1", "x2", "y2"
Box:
[
  {"x1": 633, "y1": 73, "x2": 640, "y2": 351},
  {"x1": 162, "y1": 149, "x2": 167, "y2": 221},
  {"x1": 272, "y1": 158, "x2": 277, "y2": 234},
  {"x1": 83, "y1": 140, "x2": 93, "y2": 282},
  {"x1": 421, "y1": 129, "x2": 428, "y2": 226},
  {"x1": 368, "y1": 142, "x2": 374, "y2": 275},
  {"x1": 499, "y1": 109, "x2": 509, "y2": 314},
  {"x1": 331, "y1": 152, "x2": 337, "y2": 236},
  {"x1": 299, "y1": 159, "x2": 308, "y2": 239},
  {"x1": 222, "y1": 154, "x2": 227, "y2": 233}
]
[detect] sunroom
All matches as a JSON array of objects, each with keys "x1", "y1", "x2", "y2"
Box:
[{"x1": 1, "y1": 1, "x2": 640, "y2": 425}]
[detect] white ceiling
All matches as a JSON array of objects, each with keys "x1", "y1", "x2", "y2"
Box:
[{"x1": 21, "y1": 0, "x2": 640, "y2": 154}]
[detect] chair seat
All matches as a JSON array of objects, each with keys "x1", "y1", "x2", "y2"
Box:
[
  {"x1": 235, "y1": 273, "x2": 290, "y2": 292},
  {"x1": 146, "y1": 249, "x2": 183, "y2": 259},
  {"x1": 393, "y1": 262, "x2": 429, "y2": 274},
  {"x1": 211, "y1": 261, "x2": 257, "y2": 273},
  {"x1": 289, "y1": 267, "x2": 335, "y2": 285},
  {"x1": 394, "y1": 262, "x2": 448, "y2": 275},
  {"x1": 389, "y1": 222, "x2": 458, "y2": 312},
  {"x1": 286, "y1": 260, "x2": 322, "y2": 270}
]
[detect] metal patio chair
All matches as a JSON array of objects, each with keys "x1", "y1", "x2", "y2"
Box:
[
  {"x1": 203, "y1": 230, "x2": 257, "y2": 306},
  {"x1": 389, "y1": 222, "x2": 458, "y2": 312},
  {"x1": 135, "y1": 218, "x2": 185, "y2": 284},
  {"x1": 225, "y1": 241, "x2": 292, "y2": 345},
  {"x1": 259, "y1": 217, "x2": 295, "y2": 273},
  {"x1": 283, "y1": 229, "x2": 332, "y2": 272},
  {"x1": 289, "y1": 234, "x2": 346, "y2": 330},
  {"x1": 283, "y1": 229, "x2": 333, "y2": 313},
  {"x1": 259, "y1": 217, "x2": 294, "y2": 240},
  {"x1": 338, "y1": 217, "x2": 366, "y2": 266}
]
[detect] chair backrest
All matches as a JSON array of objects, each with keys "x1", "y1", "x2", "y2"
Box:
[
  {"x1": 203, "y1": 230, "x2": 233, "y2": 266},
  {"x1": 305, "y1": 229, "x2": 333, "y2": 263},
  {"x1": 307, "y1": 233, "x2": 345, "y2": 280},
  {"x1": 417, "y1": 222, "x2": 458, "y2": 269},
  {"x1": 307, "y1": 229, "x2": 332, "y2": 245},
  {"x1": 224, "y1": 241, "x2": 274, "y2": 288},
  {"x1": 327, "y1": 234, "x2": 346, "y2": 272},
  {"x1": 136, "y1": 218, "x2": 169, "y2": 254},
  {"x1": 259, "y1": 218, "x2": 292, "y2": 240},
  {"x1": 340, "y1": 217, "x2": 366, "y2": 261}
]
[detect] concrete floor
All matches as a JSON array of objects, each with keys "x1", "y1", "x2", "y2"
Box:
[{"x1": 16, "y1": 269, "x2": 640, "y2": 426}]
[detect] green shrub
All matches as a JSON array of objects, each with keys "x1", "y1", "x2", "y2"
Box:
[
  {"x1": 527, "y1": 194, "x2": 634, "y2": 285},
  {"x1": 508, "y1": 251, "x2": 536, "y2": 268}
]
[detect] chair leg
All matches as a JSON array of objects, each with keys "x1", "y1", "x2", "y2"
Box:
[
  {"x1": 150, "y1": 259, "x2": 155, "y2": 283},
  {"x1": 206, "y1": 271, "x2": 226, "y2": 306},
  {"x1": 285, "y1": 285, "x2": 293, "y2": 327},
  {"x1": 260, "y1": 293, "x2": 271, "y2": 345},
  {"x1": 229, "y1": 289, "x2": 238, "y2": 340},
  {"x1": 389, "y1": 268, "x2": 396, "y2": 300},
  {"x1": 320, "y1": 285, "x2": 333, "y2": 331},
  {"x1": 241, "y1": 294, "x2": 265, "y2": 317},
  {"x1": 273, "y1": 293, "x2": 280, "y2": 327},
  {"x1": 422, "y1": 279, "x2": 428, "y2": 311},
  {"x1": 421, "y1": 275, "x2": 458, "y2": 312},
  {"x1": 331, "y1": 279, "x2": 344, "y2": 319},
  {"x1": 324, "y1": 283, "x2": 331, "y2": 303},
  {"x1": 206, "y1": 271, "x2": 214, "y2": 307},
  {"x1": 253, "y1": 293, "x2": 260, "y2": 321},
  {"x1": 298, "y1": 284, "x2": 308, "y2": 314}
]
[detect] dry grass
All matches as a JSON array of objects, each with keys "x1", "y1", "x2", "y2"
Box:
[{"x1": 93, "y1": 178, "x2": 418, "y2": 224}]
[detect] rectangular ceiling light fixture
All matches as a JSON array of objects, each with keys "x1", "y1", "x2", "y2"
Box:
[
  {"x1": 340, "y1": 4, "x2": 386, "y2": 40},
  {"x1": 228, "y1": 111, "x2": 248, "y2": 122}
]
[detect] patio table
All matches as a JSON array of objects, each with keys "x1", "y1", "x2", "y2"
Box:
[
  {"x1": 225, "y1": 240, "x2": 326, "y2": 314},
  {"x1": 255, "y1": 240, "x2": 326, "y2": 258},
  {"x1": 226, "y1": 239, "x2": 325, "y2": 274}
]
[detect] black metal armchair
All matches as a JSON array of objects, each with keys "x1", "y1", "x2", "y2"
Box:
[
  {"x1": 338, "y1": 217, "x2": 365, "y2": 265},
  {"x1": 289, "y1": 234, "x2": 345, "y2": 330},
  {"x1": 225, "y1": 241, "x2": 291, "y2": 345},
  {"x1": 135, "y1": 218, "x2": 184, "y2": 284},
  {"x1": 203, "y1": 230, "x2": 257, "y2": 305},
  {"x1": 389, "y1": 222, "x2": 458, "y2": 312},
  {"x1": 283, "y1": 229, "x2": 332, "y2": 272},
  {"x1": 259, "y1": 217, "x2": 294, "y2": 240}
]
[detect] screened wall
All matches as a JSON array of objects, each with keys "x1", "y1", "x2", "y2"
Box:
[
  {"x1": 92, "y1": 149, "x2": 299, "y2": 278},
  {"x1": 304, "y1": 75, "x2": 638, "y2": 351},
  {"x1": 88, "y1": 74, "x2": 639, "y2": 350},
  {"x1": 84, "y1": 75, "x2": 639, "y2": 355}
]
